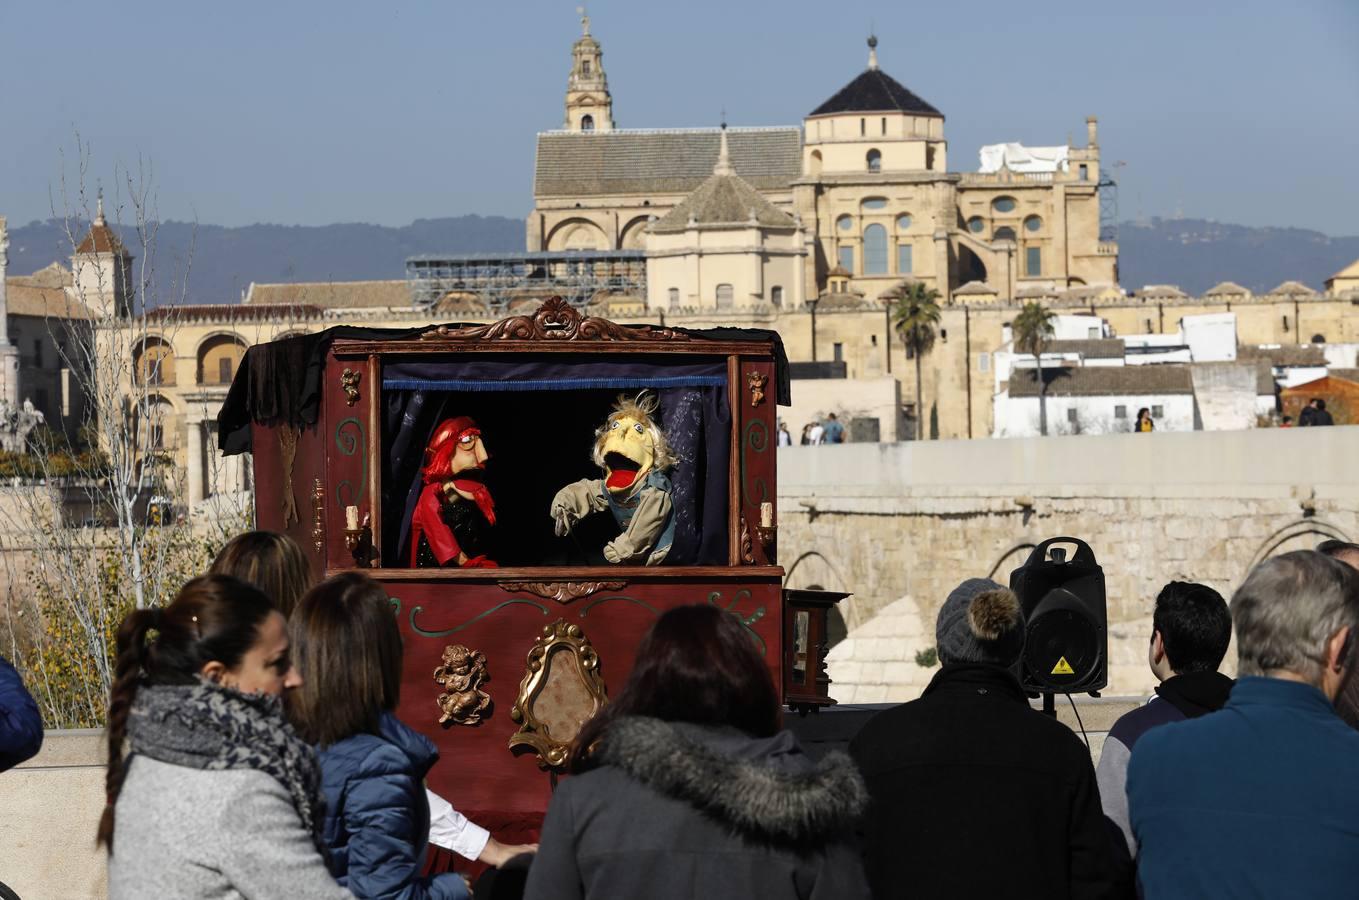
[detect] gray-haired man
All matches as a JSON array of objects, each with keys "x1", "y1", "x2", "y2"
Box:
[{"x1": 1128, "y1": 550, "x2": 1359, "y2": 897}]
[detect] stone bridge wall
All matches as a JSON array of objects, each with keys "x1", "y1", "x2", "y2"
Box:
[{"x1": 776, "y1": 428, "x2": 1359, "y2": 696}]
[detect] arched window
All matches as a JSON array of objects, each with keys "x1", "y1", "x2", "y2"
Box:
[
  {"x1": 809, "y1": 149, "x2": 823, "y2": 176},
  {"x1": 1024, "y1": 215, "x2": 1043, "y2": 232},
  {"x1": 716, "y1": 283, "x2": 734, "y2": 309},
  {"x1": 134, "y1": 338, "x2": 176, "y2": 387},
  {"x1": 866, "y1": 149, "x2": 882, "y2": 173},
  {"x1": 863, "y1": 224, "x2": 888, "y2": 275},
  {"x1": 582, "y1": 59, "x2": 592, "y2": 76},
  {"x1": 993, "y1": 196, "x2": 1017, "y2": 214},
  {"x1": 1311, "y1": 333, "x2": 1327, "y2": 344},
  {"x1": 667, "y1": 287, "x2": 679, "y2": 309},
  {"x1": 771, "y1": 286, "x2": 784, "y2": 307},
  {"x1": 580, "y1": 114, "x2": 595, "y2": 132},
  {"x1": 994, "y1": 226, "x2": 1017, "y2": 241},
  {"x1": 198, "y1": 334, "x2": 247, "y2": 385}
]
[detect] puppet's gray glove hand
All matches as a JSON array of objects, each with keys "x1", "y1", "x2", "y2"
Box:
[
  {"x1": 602, "y1": 537, "x2": 634, "y2": 564},
  {"x1": 551, "y1": 502, "x2": 575, "y2": 537}
]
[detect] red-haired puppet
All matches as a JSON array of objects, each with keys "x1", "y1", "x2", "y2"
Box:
[{"x1": 410, "y1": 417, "x2": 498, "y2": 568}]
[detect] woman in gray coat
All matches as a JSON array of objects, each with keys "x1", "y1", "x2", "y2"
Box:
[
  {"x1": 524, "y1": 605, "x2": 870, "y2": 900},
  {"x1": 100, "y1": 574, "x2": 352, "y2": 900}
]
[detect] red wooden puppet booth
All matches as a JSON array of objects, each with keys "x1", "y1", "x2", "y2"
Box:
[{"x1": 218, "y1": 298, "x2": 842, "y2": 863}]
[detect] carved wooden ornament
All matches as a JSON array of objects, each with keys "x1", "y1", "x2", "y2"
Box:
[
  {"x1": 340, "y1": 368, "x2": 362, "y2": 406},
  {"x1": 500, "y1": 581, "x2": 627, "y2": 605},
  {"x1": 421, "y1": 296, "x2": 690, "y2": 344},
  {"x1": 433, "y1": 644, "x2": 492, "y2": 726},
  {"x1": 311, "y1": 478, "x2": 325, "y2": 554},
  {"x1": 508, "y1": 619, "x2": 608, "y2": 769},
  {"x1": 747, "y1": 370, "x2": 768, "y2": 407}
]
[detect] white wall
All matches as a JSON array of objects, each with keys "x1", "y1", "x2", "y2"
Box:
[
  {"x1": 997, "y1": 392, "x2": 1193, "y2": 437},
  {"x1": 785, "y1": 376, "x2": 902, "y2": 442}
]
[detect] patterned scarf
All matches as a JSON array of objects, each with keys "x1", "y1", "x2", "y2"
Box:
[{"x1": 126, "y1": 681, "x2": 325, "y2": 852}]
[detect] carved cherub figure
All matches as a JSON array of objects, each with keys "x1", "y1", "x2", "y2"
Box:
[
  {"x1": 433, "y1": 644, "x2": 492, "y2": 726},
  {"x1": 550, "y1": 392, "x2": 677, "y2": 565}
]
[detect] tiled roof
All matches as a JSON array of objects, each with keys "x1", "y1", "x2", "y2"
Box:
[
  {"x1": 243, "y1": 280, "x2": 411, "y2": 310},
  {"x1": 650, "y1": 172, "x2": 797, "y2": 233},
  {"x1": 140, "y1": 303, "x2": 325, "y2": 323},
  {"x1": 1204, "y1": 281, "x2": 1251, "y2": 297},
  {"x1": 1015, "y1": 284, "x2": 1060, "y2": 299},
  {"x1": 534, "y1": 128, "x2": 802, "y2": 198},
  {"x1": 1132, "y1": 284, "x2": 1189, "y2": 300},
  {"x1": 1265, "y1": 280, "x2": 1317, "y2": 297},
  {"x1": 809, "y1": 68, "x2": 943, "y2": 118},
  {"x1": 952, "y1": 280, "x2": 997, "y2": 296},
  {"x1": 75, "y1": 218, "x2": 129, "y2": 256},
  {"x1": 1008, "y1": 365, "x2": 1194, "y2": 397},
  {"x1": 7, "y1": 262, "x2": 71, "y2": 289},
  {"x1": 5, "y1": 282, "x2": 94, "y2": 320},
  {"x1": 1047, "y1": 338, "x2": 1125, "y2": 360},
  {"x1": 1237, "y1": 344, "x2": 1328, "y2": 367}
]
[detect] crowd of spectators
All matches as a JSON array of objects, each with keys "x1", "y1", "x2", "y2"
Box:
[{"x1": 5, "y1": 534, "x2": 1359, "y2": 899}]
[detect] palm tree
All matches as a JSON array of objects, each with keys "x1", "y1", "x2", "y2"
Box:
[
  {"x1": 1012, "y1": 301, "x2": 1056, "y2": 436},
  {"x1": 889, "y1": 281, "x2": 942, "y2": 440}
]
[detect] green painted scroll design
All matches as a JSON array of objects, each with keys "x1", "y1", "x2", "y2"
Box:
[
  {"x1": 409, "y1": 598, "x2": 551, "y2": 639},
  {"x1": 577, "y1": 595, "x2": 662, "y2": 619},
  {"x1": 708, "y1": 589, "x2": 767, "y2": 656},
  {"x1": 389, "y1": 596, "x2": 402, "y2": 616},
  {"x1": 741, "y1": 418, "x2": 769, "y2": 509},
  {"x1": 335, "y1": 417, "x2": 367, "y2": 508}
]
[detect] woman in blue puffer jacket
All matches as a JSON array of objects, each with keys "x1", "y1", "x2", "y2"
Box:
[{"x1": 288, "y1": 572, "x2": 469, "y2": 900}]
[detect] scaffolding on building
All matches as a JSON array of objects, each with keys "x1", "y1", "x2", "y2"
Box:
[{"x1": 404, "y1": 250, "x2": 647, "y2": 312}]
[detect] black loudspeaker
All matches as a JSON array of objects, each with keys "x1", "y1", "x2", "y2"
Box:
[{"x1": 1009, "y1": 537, "x2": 1107, "y2": 695}]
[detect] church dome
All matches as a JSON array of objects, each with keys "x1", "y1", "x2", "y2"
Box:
[{"x1": 809, "y1": 68, "x2": 942, "y2": 118}]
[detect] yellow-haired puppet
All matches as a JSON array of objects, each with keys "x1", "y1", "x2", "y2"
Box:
[{"x1": 550, "y1": 392, "x2": 676, "y2": 565}]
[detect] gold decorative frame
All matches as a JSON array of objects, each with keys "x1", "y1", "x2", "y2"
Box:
[{"x1": 508, "y1": 619, "x2": 608, "y2": 769}]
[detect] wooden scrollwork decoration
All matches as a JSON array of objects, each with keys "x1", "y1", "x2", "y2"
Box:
[
  {"x1": 434, "y1": 644, "x2": 492, "y2": 726},
  {"x1": 508, "y1": 619, "x2": 608, "y2": 769},
  {"x1": 500, "y1": 581, "x2": 627, "y2": 605},
  {"x1": 421, "y1": 296, "x2": 690, "y2": 344}
]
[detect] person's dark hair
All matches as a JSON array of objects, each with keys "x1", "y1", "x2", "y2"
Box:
[
  {"x1": 1137, "y1": 407, "x2": 1150, "y2": 419},
  {"x1": 287, "y1": 572, "x2": 402, "y2": 746},
  {"x1": 1317, "y1": 399, "x2": 1327, "y2": 411},
  {"x1": 99, "y1": 574, "x2": 276, "y2": 851},
  {"x1": 1152, "y1": 581, "x2": 1232, "y2": 674},
  {"x1": 210, "y1": 531, "x2": 313, "y2": 618},
  {"x1": 568, "y1": 604, "x2": 779, "y2": 773},
  {"x1": 1283, "y1": 416, "x2": 1293, "y2": 424}
]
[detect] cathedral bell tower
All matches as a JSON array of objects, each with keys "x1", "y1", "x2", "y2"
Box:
[{"x1": 564, "y1": 9, "x2": 614, "y2": 133}]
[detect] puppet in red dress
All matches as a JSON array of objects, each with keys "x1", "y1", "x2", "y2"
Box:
[{"x1": 410, "y1": 416, "x2": 498, "y2": 568}]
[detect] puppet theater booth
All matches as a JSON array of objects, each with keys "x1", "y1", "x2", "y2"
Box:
[{"x1": 219, "y1": 298, "x2": 845, "y2": 861}]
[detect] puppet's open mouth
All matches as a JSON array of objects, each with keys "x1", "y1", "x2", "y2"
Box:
[{"x1": 605, "y1": 452, "x2": 642, "y2": 490}]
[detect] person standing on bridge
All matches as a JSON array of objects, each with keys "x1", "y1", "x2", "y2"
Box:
[
  {"x1": 1096, "y1": 581, "x2": 1234, "y2": 856},
  {"x1": 0, "y1": 652, "x2": 42, "y2": 773},
  {"x1": 1129, "y1": 551, "x2": 1359, "y2": 897},
  {"x1": 849, "y1": 578, "x2": 1125, "y2": 899}
]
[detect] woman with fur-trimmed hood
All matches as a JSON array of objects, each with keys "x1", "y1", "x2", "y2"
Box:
[{"x1": 524, "y1": 604, "x2": 870, "y2": 900}]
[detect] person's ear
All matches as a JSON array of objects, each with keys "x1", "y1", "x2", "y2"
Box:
[
  {"x1": 200, "y1": 660, "x2": 229, "y2": 686},
  {"x1": 1150, "y1": 631, "x2": 1165, "y2": 665},
  {"x1": 1328, "y1": 626, "x2": 1354, "y2": 674}
]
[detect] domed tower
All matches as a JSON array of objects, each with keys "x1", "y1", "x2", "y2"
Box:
[{"x1": 563, "y1": 8, "x2": 614, "y2": 133}]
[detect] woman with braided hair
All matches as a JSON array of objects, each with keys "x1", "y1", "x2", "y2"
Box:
[{"x1": 100, "y1": 574, "x2": 351, "y2": 899}]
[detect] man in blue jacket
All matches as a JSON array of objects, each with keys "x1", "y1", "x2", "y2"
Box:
[
  {"x1": 1096, "y1": 581, "x2": 1234, "y2": 855},
  {"x1": 0, "y1": 653, "x2": 43, "y2": 771},
  {"x1": 1129, "y1": 550, "x2": 1359, "y2": 897}
]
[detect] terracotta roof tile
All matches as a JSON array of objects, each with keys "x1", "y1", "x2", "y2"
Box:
[
  {"x1": 1008, "y1": 365, "x2": 1194, "y2": 397},
  {"x1": 243, "y1": 280, "x2": 410, "y2": 310}
]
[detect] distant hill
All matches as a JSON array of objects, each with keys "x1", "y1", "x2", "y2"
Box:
[
  {"x1": 1116, "y1": 218, "x2": 1359, "y2": 295},
  {"x1": 6, "y1": 214, "x2": 1356, "y2": 303},
  {"x1": 5, "y1": 216, "x2": 525, "y2": 304}
]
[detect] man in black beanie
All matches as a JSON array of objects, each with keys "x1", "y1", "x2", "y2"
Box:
[{"x1": 849, "y1": 578, "x2": 1124, "y2": 899}]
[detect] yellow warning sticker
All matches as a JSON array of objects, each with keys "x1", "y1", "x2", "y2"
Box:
[{"x1": 1051, "y1": 657, "x2": 1075, "y2": 676}]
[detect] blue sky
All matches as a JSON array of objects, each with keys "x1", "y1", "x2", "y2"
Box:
[{"x1": 2, "y1": 0, "x2": 1356, "y2": 233}]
